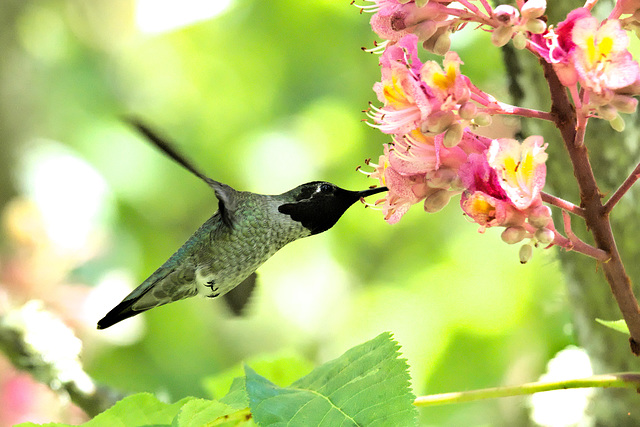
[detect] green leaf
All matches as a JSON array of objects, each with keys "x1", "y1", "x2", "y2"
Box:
[
  {"x1": 220, "y1": 376, "x2": 249, "y2": 410},
  {"x1": 245, "y1": 332, "x2": 418, "y2": 426},
  {"x1": 88, "y1": 393, "x2": 193, "y2": 427},
  {"x1": 203, "y1": 352, "x2": 313, "y2": 400},
  {"x1": 172, "y1": 398, "x2": 254, "y2": 427},
  {"x1": 596, "y1": 318, "x2": 630, "y2": 335},
  {"x1": 17, "y1": 393, "x2": 192, "y2": 427}
]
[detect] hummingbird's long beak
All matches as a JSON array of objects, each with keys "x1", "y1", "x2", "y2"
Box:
[{"x1": 357, "y1": 186, "x2": 388, "y2": 199}]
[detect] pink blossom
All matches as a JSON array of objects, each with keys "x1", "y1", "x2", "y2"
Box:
[
  {"x1": 420, "y1": 51, "x2": 471, "y2": 111},
  {"x1": 369, "y1": 35, "x2": 431, "y2": 135},
  {"x1": 380, "y1": 162, "x2": 430, "y2": 224},
  {"x1": 365, "y1": 0, "x2": 454, "y2": 44},
  {"x1": 388, "y1": 131, "x2": 441, "y2": 174},
  {"x1": 369, "y1": 35, "x2": 483, "y2": 139},
  {"x1": 367, "y1": 129, "x2": 492, "y2": 224},
  {"x1": 531, "y1": 8, "x2": 640, "y2": 97},
  {"x1": 459, "y1": 153, "x2": 508, "y2": 201},
  {"x1": 571, "y1": 17, "x2": 640, "y2": 96},
  {"x1": 458, "y1": 135, "x2": 549, "y2": 230},
  {"x1": 530, "y1": 8, "x2": 591, "y2": 86},
  {"x1": 389, "y1": 129, "x2": 490, "y2": 177},
  {"x1": 363, "y1": 144, "x2": 426, "y2": 224},
  {"x1": 366, "y1": 0, "x2": 414, "y2": 41},
  {"x1": 487, "y1": 136, "x2": 548, "y2": 209},
  {"x1": 461, "y1": 191, "x2": 525, "y2": 231}
]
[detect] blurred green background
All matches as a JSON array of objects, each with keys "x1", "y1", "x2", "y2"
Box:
[{"x1": 0, "y1": 0, "x2": 573, "y2": 425}]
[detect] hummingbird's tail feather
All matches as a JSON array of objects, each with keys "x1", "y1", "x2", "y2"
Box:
[
  {"x1": 97, "y1": 296, "x2": 151, "y2": 330},
  {"x1": 97, "y1": 268, "x2": 199, "y2": 329}
]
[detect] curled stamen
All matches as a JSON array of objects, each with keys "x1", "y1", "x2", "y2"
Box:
[
  {"x1": 350, "y1": 0, "x2": 383, "y2": 13},
  {"x1": 366, "y1": 103, "x2": 422, "y2": 134},
  {"x1": 362, "y1": 40, "x2": 390, "y2": 54}
]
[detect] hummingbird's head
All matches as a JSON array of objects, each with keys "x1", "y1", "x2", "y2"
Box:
[{"x1": 278, "y1": 181, "x2": 388, "y2": 235}]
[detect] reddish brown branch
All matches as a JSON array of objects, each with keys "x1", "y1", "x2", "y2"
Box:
[
  {"x1": 603, "y1": 161, "x2": 640, "y2": 214},
  {"x1": 552, "y1": 211, "x2": 610, "y2": 261},
  {"x1": 542, "y1": 59, "x2": 640, "y2": 354}
]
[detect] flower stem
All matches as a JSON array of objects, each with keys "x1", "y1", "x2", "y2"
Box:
[
  {"x1": 413, "y1": 373, "x2": 640, "y2": 407},
  {"x1": 541, "y1": 192, "x2": 585, "y2": 217}
]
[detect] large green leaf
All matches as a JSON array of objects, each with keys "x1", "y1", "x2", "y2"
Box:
[
  {"x1": 245, "y1": 332, "x2": 417, "y2": 426},
  {"x1": 17, "y1": 393, "x2": 192, "y2": 427},
  {"x1": 220, "y1": 376, "x2": 250, "y2": 410},
  {"x1": 171, "y1": 398, "x2": 254, "y2": 427},
  {"x1": 203, "y1": 352, "x2": 314, "y2": 400}
]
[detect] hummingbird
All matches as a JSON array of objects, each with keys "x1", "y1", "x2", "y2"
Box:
[{"x1": 96, "y1": 120, "x2": 388, "y2": 329}]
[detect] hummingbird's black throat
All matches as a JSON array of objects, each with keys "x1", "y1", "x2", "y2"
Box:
[{"x1": 278, "y1": 182, "x2": 387, "y2": 235}]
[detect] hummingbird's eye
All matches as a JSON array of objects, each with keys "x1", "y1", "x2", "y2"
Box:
[{"x1": 318, "y1": 183, "x2": 333, "y2": 193}]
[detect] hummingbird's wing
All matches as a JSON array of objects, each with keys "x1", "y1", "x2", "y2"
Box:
[
  {"x1": 222, "y1": 272, "x2": 257, "y2": 315},
  {"x1": 97, "y1": 263, "x2": 199, "y2": 329},
  {"x1": 124, "y1": 118, "x2": 239, "y2": 225}
]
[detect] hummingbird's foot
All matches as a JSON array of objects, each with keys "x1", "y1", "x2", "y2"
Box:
[{"x1": 206, "y1": 280, "x2": 220, "y2": 298}]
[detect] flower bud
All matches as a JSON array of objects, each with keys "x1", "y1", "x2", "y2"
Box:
[
  {"x1": 535, "y1": 227, "x2": 555, "y2": 245},
  {"x1": 598, "y1": 104, "x2": 618, "y2": 121},
  {"x1": 458, "y1": 102, "x2": 478, "y2": 120},
  {"x1": 491, "y1": 26, "x2": 514, "y2": 47},
  {"x1": 521, "y1": 0, "x2": 546, "y2": 19},
  {"x1": 513, "y1": 32, "x2": 527, "y2": 50},
  {"x1": 433, "y1": 32, "x2": 451, "y2": 55},
  {"x1": 502, "y1": 226, "x2": 526, "y2": 244},
  {"x1": 443, "y1": 123, "x2": 464, "y2": 147},
  {"x1": 423, "y1": 111, "x2": 455, "y2": 134},
  {"x1": 526, "y1": 18, "x2": 547, "y2": 34},
  {"x1": 494, "y1": 5, "x2": 519, "y2": 25},
  {"x1": 519, "y1": 243, "x2": 533, "y2": 264},
  {"x1": 611, "y1": 95, "x2": 638, "y2": 114},
  {"x1": 609, "y1": 115, "x2": 625, "y2": 132},
  {"x1": 528, "y1": 205, "x2": 551, "y2": 228},
  {"x1": 450, "y1": 176, "x2": 465, "y2": 191},
  {"x1": 414, "y1": 21, "x2": 438, "y2": 41},
  {"x1": 473, "y1": 112, "x2": 492, "y2": 127},
  {"x1": 424, "y1": 189, "x2": 453, "y2": 213}
]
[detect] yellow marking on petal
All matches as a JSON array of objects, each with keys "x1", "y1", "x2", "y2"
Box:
[
  {"x1": 446, "y1": 62, "x2": 457, "y2": 80},
  {"x1": 470, "y1": 196, "x2": 495, "y2": 216},
  {"x1": 586, "y1": 35, "x2": 597, "y2": 65},
  {"x1": 383, "y1": 75, "x2": 411, "y2": 109},
  {"x1": 431, "y1": 64, "x2": 457, "y2": 91},
  {"x1": 599, "y1": 36, "x2": 613, "y2": 57},
  {"x1": 585, "y1": 34, "x2": 614, "y2": 67},
  {"x1": 521, "y1": 152, "x2": 534, "y2": 179},
  {"x1": 502, "y1": 156, "x2": 518, "y2": 184},
  {"x1": 381, "y1": 160, "x2": 389, "y2": 186}
]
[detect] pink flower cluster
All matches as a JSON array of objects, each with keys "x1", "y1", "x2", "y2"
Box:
[
  {"x1": 358, "y1": 1, "x2": 640, "y2": 260},
  {"x1": 357, "y1": 0, "x2": 568, "y2": 260},
  {"x1": 362, "y1": 33, "x2": 552, "y2": 250},
  {"x1": 531, "y1": 7, "x2": 640, "y2": 118}
]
